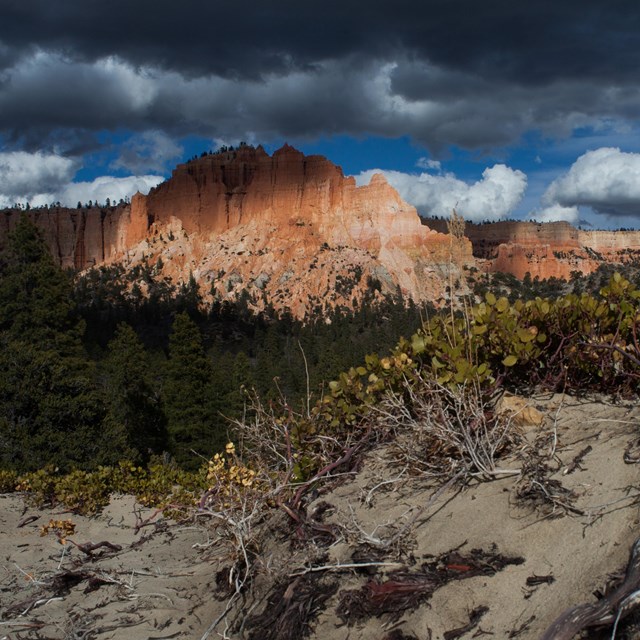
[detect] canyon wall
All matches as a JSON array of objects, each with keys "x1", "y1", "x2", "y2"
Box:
[
  {"x1": 426, "y1": 218, "x2": 640, "y2": 280},
  {"x1": 136, "y1": 144, "x2": 451, "y2": 254},
  {"x1": 0, "y1": 146, "x2": 472, "y2": 316},
  {"x1": 0, "y1": 204, "x2": 136, "y2": 270},
  {"x1": 127, "y1": 145, "x2": 473, "y2": 315}
]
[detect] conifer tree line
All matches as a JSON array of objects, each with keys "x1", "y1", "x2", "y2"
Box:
[{"x1": 0, "y1": 217, "x2": 425, "y2": 473}]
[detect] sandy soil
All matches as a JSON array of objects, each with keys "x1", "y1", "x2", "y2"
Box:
[{"x1": 2, "y1": 393, "x2": 640, "y2": 639}]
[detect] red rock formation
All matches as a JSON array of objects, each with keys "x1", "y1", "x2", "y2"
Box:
[
  {"x1": 0, "y1": 146, "x2": 473, "y2": 317},
  {"x1": 426, "y1": 219, "x2": 640, "y2": 280},
  {"x1": 120, "y1": 145, "x2": 473, "y2": 316},
  {"x1": 12, "y1": 146, "x2": 640, "y2": 316},
  {"x1": 0, "y1": 204, "x2": 132, "y2": 269},
  {"x1": 4, "y1": 145, "x2": 640, "y2": 318},
  {"x1": 135, "y1": 144, "x2": 449, "y2": 254}
]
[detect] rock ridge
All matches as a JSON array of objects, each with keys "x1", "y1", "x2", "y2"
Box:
[
  {"x1": 0, "y1": 146, "x2": 472, "y2": 316},
  {"x1": 124, "y1": 145, "x2": 472, "y2": 315},
  {"x1": 426, "y1": 218, "x2": 640, "y2": 280}
]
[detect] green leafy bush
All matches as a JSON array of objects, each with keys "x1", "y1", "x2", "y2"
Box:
[
  {"x1": 7, "y1": 459, "x2": 207, "y2": 517},
  {"x1": 0, "y1": 469, "x2": 18, "y2": 493},
  {"x1": 53, "y1": 469, "x2": 112, "y2": 515},
  {"x1": 16, "y1": 467, "x2": 58, "y2": 508},
  {"x1": 6, "y1": 274, "x2": 639, "y2": 516},
  {"x1": 315, "y1": 274, "x2": 639, "y2": 438}
]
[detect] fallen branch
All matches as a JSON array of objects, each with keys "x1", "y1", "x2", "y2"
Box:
[
  {"x1": 526, "y1": 574, "x2": 555, "y2": 586},
  {"x1": 17, "y1": 515, "x2": 39, "y2": 528},
  {"x1": 0, "y1": 621, "x2": 46, "y2": 630},
  {"x1": 289, "y1": 561, "x2": 403, "y2": 577},
  {"x1": 337, "y1": 546, "x2": 523, "y2": 625},
  {"x1": 133, "y1": 506, "x2": 165, "y2": 533},
  {"x1": 340, "y1": 473, "x2": 462, "y2": 558},
  {"x1": 289, "y1": 430, "x2": 370, "y2": 511},
  {"x1": 563, "y1": 445, "x2": 592, "y2": 475},
  {"x1": 443, "y1": 605, "x2": 489, "y2": 640},
  {"x1": 244, "y1": 574, "x2": 338, "y2": 640},
  {"x1": 581, "y1": 341, "x2": 640, "y2": 369},
  {"x1": 19, "y1": 596, "x2": 63, "y2": 616}
]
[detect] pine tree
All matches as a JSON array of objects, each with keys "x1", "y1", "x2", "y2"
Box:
[
  {"x1": 210, "y1": 349, "x2": 255, "y2": 419},
  {"x1": 102, "y1": 323, "x2": 169, "y2": 462},
  {"x1": 254, "y1": 323, "x2": 282, "y2": 397},
  {"x1": 229, "y1": 350, "x2": 254, "y2": 413},
  {"x1": 0, "y1": 216, "x2": 118, "y2": 472},
  {"x1": 0, "y1": 215, "x2": 83, "y2": 345},
  {"x1": 163, "y1": 312, "x2": 224, "y2": 468},
  {"x1": 175, "y1": 272, "x2": 202, "y2": 315}
]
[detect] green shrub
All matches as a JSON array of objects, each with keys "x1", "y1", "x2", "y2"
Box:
[
  {"x1": 54, "y1": 469, "x2": 112, "y2": 515},
  {"x1": 0, "y1": 469, "x2": 18, "y2": 493},
  {"x1": 315, "y1": 273, "x2": 639, "y2": 439},
  {"x1": 16, "y1": 467, "x2": 58, "y2": 508}
]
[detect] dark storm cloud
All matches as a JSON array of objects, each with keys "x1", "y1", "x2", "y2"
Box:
[
  {"x1": 1, "y1": 51, "x2": 638, "y2": 157},
  {"x1": 2, "y1": 1, "x2": 640, "y2": 156},
  {"x1": 3, "y1": 1, "x2": 640, "y2": 83}
]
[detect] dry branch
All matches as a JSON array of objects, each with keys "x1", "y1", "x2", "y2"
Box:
[{"x1": 376, "y1": 375, "x2": 520, "y2": 481}]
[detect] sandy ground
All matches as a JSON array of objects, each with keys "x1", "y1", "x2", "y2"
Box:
[
  {"x1": 1, "y1": 393, "x2": 640, "y2": 639},
  {"x1": 0, "y1": 494, "x2": 224, "y2": 639}
]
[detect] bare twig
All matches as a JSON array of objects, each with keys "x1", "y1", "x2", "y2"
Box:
[
  {"x1": 289, "y1": 561, "x2": 403, "y2": 577},
  {"x1": 376, "y1": 375, "x2": 519, "y2": 480},
  {"x1": 362, "y1": 466, "x2": 409, "y2": 507},
  {"x1": 199, "y1": 491, "x2": 265, "y2": 639},
  {"x1": 298, "y1": 339, "x2": 311, "y2": 419},
  {"x1": 548, "y1": 392, "x2": 567, "y2": 459},
  {"x1": 68, "y1": 540, "x2": 122, "y2": 556},
  {"x1": 19, "y1": 596, "x2": 64, "y2": 616}
]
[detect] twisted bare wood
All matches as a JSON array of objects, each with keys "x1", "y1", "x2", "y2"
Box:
[{"x1": 541, "y1": 536, "x2": 640, "y2": 639}]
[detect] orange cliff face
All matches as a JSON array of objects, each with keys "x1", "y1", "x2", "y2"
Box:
[
  {"x1": 0, "y1": 203, "x2": 136, "y2": 270},
  {"x1": 426, "y1": 218, "x2": 640, "y2": 280},
  {"x1": 4, "y1": 146, "x2": 640, "y2": 316},
  {"x1": 0, "y1": 145, "x2": 473, "y2": 317},
  {"x1": 468, "y1": 221, "x2": 598, "y2": 279},
  {"x1": 135, "y1": 144, "x2": 448, "y2": 252},
  {"x1": 119, "y1": 145, "x2": 473, "y2": 316}
]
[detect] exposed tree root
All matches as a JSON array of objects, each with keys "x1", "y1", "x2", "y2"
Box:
[{"x1": 541, "y1": 536, "x2": 640, "y2": 639}]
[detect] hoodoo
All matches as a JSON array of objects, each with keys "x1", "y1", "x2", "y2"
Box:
[{"x1": 0, "y1": 145, "x2": 472, "y2": 317}]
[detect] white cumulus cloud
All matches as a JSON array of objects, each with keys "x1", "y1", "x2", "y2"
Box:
[
  {"x1": 543, "y1": 147, "x2": 640, "y2": 218},
  {"x1": 0, "y1": 150, "x2": 164, "y2": 208},
  {"x1": 354, "y1": 164, "x2": 527, "y2": 222},
  {"x1": 415, "y1": 157, "x2": 441, "y2": 171},
  {"x1": 0, "y1": 151, "x2": 77, "y2": 204},
  {"x1": 531, "y1": 204, "x2": 580, "y2": 224},
  {"x1": 53, "y1": 175, "x2": 165, "y2": 207}
]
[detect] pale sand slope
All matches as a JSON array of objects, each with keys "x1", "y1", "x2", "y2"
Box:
[{"x1": 1, "y1": 393, "x2": 640, "y2": 639}]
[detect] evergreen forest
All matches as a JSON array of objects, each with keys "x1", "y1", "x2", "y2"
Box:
[{"x1": 0, "y1": 217, "x2": 426, "y2": 473}]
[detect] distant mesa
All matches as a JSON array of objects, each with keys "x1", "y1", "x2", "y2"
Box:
[
  {"x1": 1, "y1": 144, "x2": 640, "y2": 316},
  {"x1": 425, "y1": 218, "x2": 640, "y2": 281}
]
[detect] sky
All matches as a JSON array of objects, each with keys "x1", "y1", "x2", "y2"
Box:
[{"x1": 2, "y1": 1, "x2": 640, "y2": 228}]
